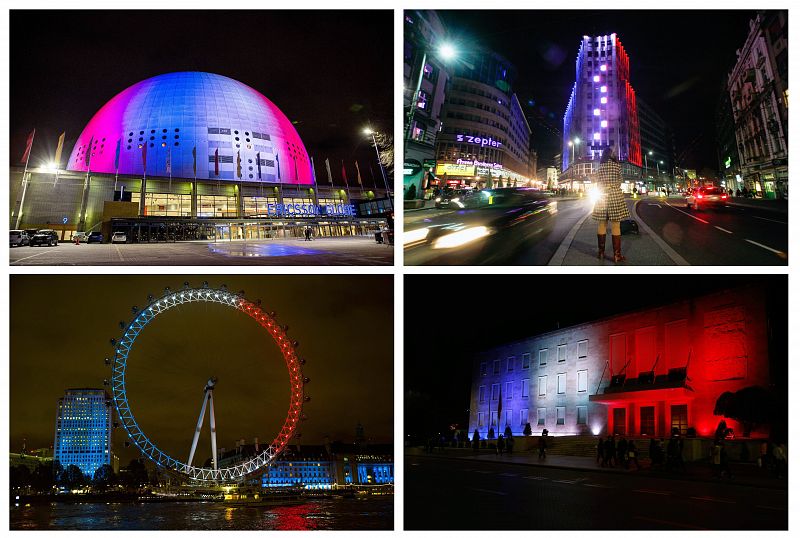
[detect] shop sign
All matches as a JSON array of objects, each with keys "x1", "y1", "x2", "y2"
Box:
[
  {"x1": 456, "y1": 134, "x2": 502, "y2": 148},
  {"x1": 456, "y1": 158, "x2": 502, "y2": 169},
  {"x1": 404, "y1": 159, "x2": 422, "y2": 176},
  {"x1": 436, "y1": 162, "x2": 475, "y2": 176},
  {"x1": 264, "y1": 203, "x2": 356, "y2": 218}
]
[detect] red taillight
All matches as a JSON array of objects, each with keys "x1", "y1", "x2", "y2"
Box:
[
  {"x1": 722, "y1": 194, "x2": 728, "y2": 199},
  {"x1": 697, "y1": 194, "x2": 703, "y2": 199}
]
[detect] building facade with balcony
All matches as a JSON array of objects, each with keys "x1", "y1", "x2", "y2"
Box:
[
  {"x1": 468, "y1": 284, "x2": 774, "y2": 441},
  {"x1": 727, "y1": 11, "x2": 788, "y2": 199}
]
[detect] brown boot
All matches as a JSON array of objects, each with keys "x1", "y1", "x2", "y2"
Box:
[
  {"x1": 597, "y1": 234, "x2": 606, "y2": 260},
  {"x1": 612, "y1": 234, "x2": 625, "y2": 262}
]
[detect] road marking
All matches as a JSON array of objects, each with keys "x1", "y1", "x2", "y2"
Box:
[
  {"x1": 745, "y1": 239, "x2": 787, "y2": 257},
  {"x1": 757, "y1": 505, "x2": 787, "y2": 511},
  {"x1": 583, "y1": 483, "x2": 612, "y2": 488},
  {"x1": 690, "y1": 496, "x2": 736, "y2": 504},
  {"x1": 113, "y1": 245, "x2": 125, "y2": 262},
  {"x1": 667, "y1": 204, "x2": 709, "y2": 224},
  {"x1": 634, "y1": 489, "x2": 671, "y2": 496},
  {"x1": 9, "y1": 249, "x2": 55, "y2": 264},
  {"x1": 523, "y1": 476, "x2": 548, "y2": 480},
  {"x1": 714, "y1": 226, "x2": 733, "y2": 234},
  {"x1": 548, "y1": 208, "x2": 591, "y2": 266},
  {"x1": 633, "y1": 200, "x2": 690, "y2": 266},
  {"x1": 753, "y1": 215, "x2": 787, "y2": 224},
  {"x1": 498, "y1": 472, "x2": 519, "y2": 477},
  {"x1": 469, "y1": 488, "x2": 508, "y2": 496},
  {"x1": 552, "y1": 478, "x2": 586, "y2": 484},
  {"x1": 648, "y1": 203, "x2": 662, "y2": 208},
  {"x1": 632, "y1": 516, "x2": 707, "y2": 530}
]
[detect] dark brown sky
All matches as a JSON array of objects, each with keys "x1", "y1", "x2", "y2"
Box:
[{"x1": 11, "y1": 275, "x2": 393, "y2": 465}]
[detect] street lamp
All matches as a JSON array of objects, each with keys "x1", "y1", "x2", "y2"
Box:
[
  {"x1": 568, "y1": 138, "x2": 580, "y2": 165},
  {"x1": 363, "y1": 127, "x2": 393, "y2": 209},
  {"x1": 644, "y1": 150, "x2": 653, "y2": 179},
  {"x1": 405, "y1": 42, "x2": 457, "y2": 142}
]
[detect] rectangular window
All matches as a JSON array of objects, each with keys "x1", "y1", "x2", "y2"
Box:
[
  {"x1": 671, "y1": 404, "x2": 688, "y2": 435},
  {"x1": 539, "y1": 349, "x2": 548, "y2": 366},
  {"x1": 507, "y1": 357, "x2": 514, "y2": 372},
  {"x1": 557, "y1": 373, "x2": 566, "y2": 394},
  {"x1": 613, "y1": 408, "x2": 626, "y2": 435},
  {"x1": 577, "y1": 370, "x2": 589, "y2": 393},
  {"x1": 493, "y1": 360, "x2": 501, "y2": 375},
  {"x1": 537, "y1": 408, "x2": 546, "y2": 426},
  {"x1": 577, "y1": 406, "x2": 588, "y2": 425},
  {"x1": 577, "y1": 340, "x2": 588, "y2": 359},
  {"x1": 504, "y1": 410, "x2": 513, "y2": 428},
  {"x1": 520, "y1": 408, "x2": 529, "y2": 427},
  {"x1": 479, "y1": 385, "x2": 486, "y2": 403},
  {"x1": 522, "y1": 378, "x2": 530, "y2": 398},
  {"x1": 480, "y1": 362, "x2": 487, "y2": 376},
  {"x1": 506, "y1": 382, "x2": 513, "y2": 399},
  {"x1": 556, "y1": 407, "x2": 566, "y2": 425},
  {"x1": 538, "y1": 376, "x2": 547, "y2": 397},
  {"x1": 557, "y1": 345, "x2": 567, "y2": 363},
  {"x1": 491, "y1": 383, "x2": 499, "y2": 401},
  {"x1": 478, "y1": 412, "x2": 485, "y2": 427},
  {"x1": 490, "y1": 411, "x2": 498, "y2": 429},
  {"x1": 641, "y1": 406, "x2": 655, "y2": 436},
  {"x1": 522, "y1": 353, "x2": 530, "y2": 369}
]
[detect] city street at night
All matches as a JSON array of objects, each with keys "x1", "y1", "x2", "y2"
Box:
[{"x1": 405, "y1": 453, "x2": 787, "y2": 530}]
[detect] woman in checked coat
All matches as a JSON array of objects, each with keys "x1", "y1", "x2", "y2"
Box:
[{"x1": 592, "y1": 145, "x2": 630, "y2": 262}]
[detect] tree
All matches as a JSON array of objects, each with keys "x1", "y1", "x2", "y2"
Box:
[
  {"x1": 31, "y1": 461, "x2": 56, "y2": 492},
  {"x1": 504, "y1": 425, "x2": 513, "y2": 439},
  {"x1": 714, "y1": 386, "x2": 776, "y2": 437},
  {"x1": 488, "y1": 427, "x2": 495, "y2": 440},
  {"x1": 121, "y1": 459, "x2": 148, "y2": 490},
  {"x1": 523, "y1": 422, "x2": 532, "y2": 436},
  {"x1": 10, "y1": 465, "x2": 31, "y2": 492},
  {"x1": 92, "y1": 464, "x2": 117, "y2": 492},
  {"x1": 373, "y1": 130, "x2": 393, "y2": 178},
  {"x1": 60, "y1": 465, "x2": 86, "y2": 490}
]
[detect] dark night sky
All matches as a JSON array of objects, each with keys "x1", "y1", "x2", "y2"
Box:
[
  {"x1": 9, "y1": 10, "x2": 393, "y2": 182},
  {"x1": 11, "y1": 275, "x2": 393, "y2": 465},
  {"x1": 436, "y1": 10, "x2": 759, "y2": 171},
  {"x1": 405, "y1": 275, "x2": 786, "y2": 438}
]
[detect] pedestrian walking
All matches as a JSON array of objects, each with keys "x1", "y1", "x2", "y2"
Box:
[
  {"x1": 627, "y1": 440, "x2": 640, "y2": 470},
  {"x1": 616, "y1": 436, "x2": 628, "y2": 469},
  {"x1": 597, "y1": 437, "x2": 604, "y2": 465},
  {"x1": 711, "y1": 441, "x2": 722, "y2": 478},
  {"x1": 603, "y1": 436, "x2": 615, "y2": 467},
  {"x1": 773, "y1": 443, "x2": 787, "y2": 479},
  {"x1": 592, "y1": 145, "x2": 630, "y2": 262},
  {"x1": 538, "y1": 430, "x2": 548, "y2": 460},
  {"x1": 496, "y1": 435, "x2": 505, "y2": 456}
]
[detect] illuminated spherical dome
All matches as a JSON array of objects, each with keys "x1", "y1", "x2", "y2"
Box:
[{"x1": 67, "y1": 72, "x2": 313, "y2": 183}]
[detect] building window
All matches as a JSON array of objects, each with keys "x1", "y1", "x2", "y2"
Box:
[
  {"x1": 556, "y1": 407, "x2": 566, "y2": 425},
  {"x1": 577, "y1": 406, "x2": 588, "y2": 425},
  {"x1": 557, "y1": 373, "x2": 566, "y2": 394},
  {"x1": 641, "y1": 406, "x2": 655, "y2": 436},
  {"x1": 504, "y1": 410, "x2": 513, "y2": 428},
  {"x1": 537, "y1": 408, "x2": 546, "y2": 426},
  {"x1": 417, "y1": 89, "x2": 429, "y2": 110},
  {"x1": 577, "y1": 370, "x2": 588, "y2": 393},
  {"x1": 522, "y1": 378, "x2": 530, "y2": 398},
  {"x1": 480, "y1": 362, "x2": 487, "y2": 376},
  {"x1": 522, "y1": 353, "x2": 530, "y2": 369},
  {"x1": 538, "y1": 376, "x2": 547, "y2": 397},
  {"x1": 671, "y1": 404, "x2": 688, "y2": 436},
  {"x1": 493, "y1": 360, "x2": 501, "y2": 375},
  {"x1": 478, "y1": 412, "x2": 485, "y2": 427},
  {"x1": 557, "y1": 345, "x2": 566, "y2": 363},
  {"x1": 520, "y1": 408, "x2": 529, "y2": 427},
  {"x1": 491, "y1": 383, "x2": 500, "y2": 401},
  {"x1": 506, "y1": 382, "x2": 513, "y2": 399},
  {"x1": 490, "y1": 411, "x2": 498, "y2": 429},
  {"x1": 507, "y1": 357, "x2": 514, "y2": 372},
  {"x1": 613, "y1": 408, "x2": 626, "y2": 435},
  {"x1": 478, "y1": 385, "x2": 486, "y2": 403},
  {"x1": 539, "y1": 349, "x2": 548, "y2": 366},
  {"x1": 577, "y1": 340, "x2": 588, "y2": 359}
]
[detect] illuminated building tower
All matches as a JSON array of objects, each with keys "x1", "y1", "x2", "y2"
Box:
[
  {"x1": 53, "y1": 389, "x2": 113, "y2": 479},
  {"x1": 562, "y1": 34, "x2": 641, "y2": 185}
]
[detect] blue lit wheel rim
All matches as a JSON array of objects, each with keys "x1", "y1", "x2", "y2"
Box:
[{"x1": 111, "y1": 287, "x2": 305, "y2": 482}]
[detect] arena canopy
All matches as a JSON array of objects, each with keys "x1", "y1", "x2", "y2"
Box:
[{"x1": 67, "y1": 72, "x2": 314, "y2": 184}]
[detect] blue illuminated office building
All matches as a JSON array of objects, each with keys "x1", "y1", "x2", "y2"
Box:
[{"x1": 53, "y1": 389, "x2": 113, "y2": 479}]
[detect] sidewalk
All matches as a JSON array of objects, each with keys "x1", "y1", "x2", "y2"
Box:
[
  {"x1": 407, "y1": 447, "x2": 787, "y2": 490},
  {"x1": 550, "y1": 197, "x2": 688, "y2": 266}
]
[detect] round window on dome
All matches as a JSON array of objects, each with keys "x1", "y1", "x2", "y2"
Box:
[
  {"x1": 151, "y1": 129, "x2": 155, "y2": 133},
  {"x1": 150, "y1": 136, "x2": 155, "y2": 140},
  {"x1": 174, "y1": 135, "x2": 179, "y2": 139},
  {"x1": 162, "y1": 129, "x2": 167, "y2": 133},
  {"x1": 174, "y1": 142, "x2": 179, "y2": 146},
  {"x1": 149, "y1": 143, "x2": 154, "y2": 147},
  {"x1": 139, "y1": 131, "x2": 144, "y2": 135},
  {"x1": 128, "y1": 139, "x2": 132, "y2": 143},
  {"x1": 127, "y1": 145, "x2": 131, "y2": 150},
  {"x1": 175, "y1": 128, "x2": 180, "y2": 132}
]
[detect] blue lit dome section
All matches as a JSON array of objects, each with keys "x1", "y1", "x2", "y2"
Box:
[{"x1": 67, "y1": 72, "x2": 314, "y2": 184}]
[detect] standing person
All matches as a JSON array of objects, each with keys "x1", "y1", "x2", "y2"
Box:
[
  {"x1": 506, "y1": 433, "x2": 514, "y2": 455},
  {"x1": 604, "y1": 436, "x2": 616, "y2": 467},
  {"x1": 496, "y1": 435, "x2": 505, "y2": 456},
  {"x1": 711, "y1": 441, "x2": 722, "y2": 478},
  {"x1": 617, "y1": 436, "x2": 628, "y2": 469},
  {"x1": 592, "y1": 145, "x2": 631, "y2": 262},
  {"x1": 538, "y1": 430, "x2": 548, "y2": 460},
  {"x1": 472, "y1": 429, "x2": 480, "y2": 453},
  {"x1": 773, "y1": 443, "x2": 787, "y2": 479},
  {"x1": 628, "y1": 440, "x2": 640, "y2": 470},
  {"x1": 597, "y1": 437, "x2": 605, "y2": 466}
]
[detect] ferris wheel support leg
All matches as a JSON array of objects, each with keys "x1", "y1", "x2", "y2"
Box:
[
  {"x1": 188, "y1": 392, "x2": 210, "y2": 467},
  {"x1": 209, "y1": 391, "x2": 218, "y2": 471}
]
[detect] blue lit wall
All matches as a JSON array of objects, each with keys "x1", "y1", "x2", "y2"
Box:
[
  {"x1": 67, "y1": 72, "x2": 314, "y2": 184},
  {"x1": 357, "y1": 462, "x2": 394, "y2": 484},
  {"x1": 261, "y1": 460, "x2": 336, "y2": 490},
  {"x1": 53, "y1": 389, "x2": 112, "y2": 479}
]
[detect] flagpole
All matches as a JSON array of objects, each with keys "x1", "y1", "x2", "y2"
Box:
[
  {"x1": 356, "y1": 161, "x2": 365, "y2": 196},
  {"x1": 342, "y1": 160, "x2": 352, "y2": 204},
  {"x1": 310, "y1": 156, "x2": 319, "y2": 207},
  {"x1": 14, "y1": 129, "x2": 35, "y2": 229}
]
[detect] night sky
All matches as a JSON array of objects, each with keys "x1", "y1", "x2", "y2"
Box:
[
  {"x1": 405, "y1": 275, "x2": 787, "y2": 439},
  {"x1": 436, "y1": 10, "x2": 760, "y2": 171},
  {"x1": 11, "y1": 275, "x2": 393, "y2": 465},
  {"x1": 9, "y1": 10, "x2": 393, "y2": 184}
]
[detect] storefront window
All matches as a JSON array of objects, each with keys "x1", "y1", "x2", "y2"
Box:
[
  {"x1": 130, "y1": 193, "x2": 191, "y2": 217},
  {"x1": 243, "y1": 196, "x2": 278, "y2": 217},
  {"x1": 198, "y1": 195, "x2": 237, "y2": 218}
]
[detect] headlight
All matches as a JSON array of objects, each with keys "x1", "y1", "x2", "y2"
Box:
[
  {"x1": 404, "y1": 228, "x2": 430, "y2": 246},
  {"x1": 434, "y1": 197, "x2": 441, "y2": 203},
  {"x1": 432, "y1": 226, "x2": 490, "y2": 249}
]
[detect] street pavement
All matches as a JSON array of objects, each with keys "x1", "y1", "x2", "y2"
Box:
[
  {"x1": 405, "y1": 450, "x2": 787, "y2": 530},
  {"x1": 9, "y1": 237, "x2": 394, "y2": 266}
]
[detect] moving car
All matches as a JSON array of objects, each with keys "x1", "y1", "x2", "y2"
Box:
[
  {"x1": 29, "y1": 229, "x2": 59, "y2": 247},
  {"x1": 87, "y1": 231, "x2": 104, "y2": 244},
  {"x1": 111, "y1": 231, "x2": 127, "y2": 244},
  {"x1": 405, "y1": 188, "x2": 558, "y2": 265},
  {"x1": 686, "y1": 186, "x2": 728, "y2": 210},
  {"x1": 10, "y1": 230, "x2": 30, "y2": 247},
  {"x1": 434, "y1": 189, "x2": 472, "y2": 209}
]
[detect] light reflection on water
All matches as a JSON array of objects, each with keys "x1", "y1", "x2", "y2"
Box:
[
  {"x1": 10, "y1": 498, "x2": 392, "y2": 530},
  {"x1": 208, "y1": 243, "x2": 323, "y2": 257}
]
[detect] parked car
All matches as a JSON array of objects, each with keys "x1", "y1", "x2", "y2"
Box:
[
  {"x1": 10, "y1": 230, "x2": 30, "y2": 247},
  {"x1": 29, "y1": 229, "x2": 59, "y2": 247},
  {"x1": 72, "y1": 231, "x2": 89, "y2": 243},
  {"x1": 87, "y1": 231, "x2": 104, "y2": 244},
  {"x1": 111, "y1": 231, "x2": 127, "y2": 244},
  {"x1": 685, "y1": 186, "x2": 728, "y2": 210}
]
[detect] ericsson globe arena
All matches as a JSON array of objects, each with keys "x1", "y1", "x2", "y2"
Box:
[{"x1": 67, "y1": 72, "x2": 313, "y2": 183}]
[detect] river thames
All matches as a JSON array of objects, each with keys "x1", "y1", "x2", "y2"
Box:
[{"x1": 10, "y1": 497, "x2": 393, "y2": 530}]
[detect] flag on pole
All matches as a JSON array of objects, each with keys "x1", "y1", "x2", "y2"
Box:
[
  {"x1": 141, "y1": 142, "x2": 147, "y2": 171},
  {"x1": 236, "y1": 150, "x2": 242, "y2": 178},
  {"x1": 20, "y1": 129, "x2": 35, "y2": 164},
  {"x1": 325, "y1": 158, "x2": 333, "y2": 184},
  {"x1": 192, "y1": 146, "x2": 197, "y2": 177},
  {"x1": 54, "y1": 132, "x2": 66, "y2": 168},
  {"x1": 214, "y1": 148, "x2": 219, "y2": 176},
  {"x1": 310, "y1": 156, "x2": 317, "y2": 183},
  {"x1": 113, "y1": 139, "x2": 121, "y2": 171},
  {"x1": 275, "y1": 153, "x2": 281, "y2": 180},
  {"x1": 497, "y1": 385, "x2": 503, "y2": 432},
  {"x1": 355, "y1": 161, "x2": 363, "y2": 185},
  {"x1": 85, "y1": 136, "x2": 94, "y2": 168},
  {"x1": 256, "y1": 152, "x2": 262, "y2": 179},
  {"x1": 341, "y1": 160, "x2": 349, "y2": 188}
]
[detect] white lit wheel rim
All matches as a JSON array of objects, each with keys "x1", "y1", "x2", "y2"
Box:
[{"x1": 110, "y1": 286, "x2": 305, "y2": 482}]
